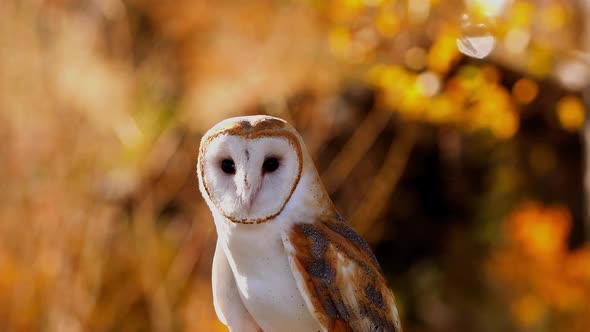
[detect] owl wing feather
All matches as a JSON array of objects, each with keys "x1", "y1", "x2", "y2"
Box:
[{"x1": 282, "y1": 214, "x2": 402, "y2": 332}]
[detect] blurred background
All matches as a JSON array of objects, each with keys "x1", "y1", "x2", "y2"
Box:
[{"x1": 1, "y1": 0, "x2": 590, "y2": 331}]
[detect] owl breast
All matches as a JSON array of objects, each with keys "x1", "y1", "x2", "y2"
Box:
[{"x1": 219, "y1": 219, "x2": 322, "y2": 332}]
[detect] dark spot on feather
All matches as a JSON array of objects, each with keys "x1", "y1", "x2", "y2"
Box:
[
  {"x1": 332, "y1": 298, "x2": 350, "y2": 319},
  {"x1": 308, "y1": 259, "x2": 336, "y2": 284},
  {"x1": 298, "y1": 223, "x2": 319, "y2": 238},
  {"x1": 333, "y1": 224, "x2": 371, "y2": 253},
  {"x1": 257, "y1": 118, "x2": 286, "y2": 131},
  {"x1": 298, "y1": 224, "x2": 328, "y2": 258},
  {"x1": 357, "y1": 260, "x2": 373, "y2": 276},
  {"x1": 329, "y1": 222, "x2": 381, "y2": 267},
  {"x1": 365, "y1": 284, "x2": 386, "y2": 310},
  {"x1": 324, "y1": 299, "x2": 339, "y2": 319},
  {"x1": 334, "y1": 213, "x2": 346, "y2": 223},
  {"x1": 239, "y1": 120, "x2": 252, "y2": 129}
]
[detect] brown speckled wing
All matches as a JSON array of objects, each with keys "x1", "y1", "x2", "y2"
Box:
[{"x1": 283, "y1": 215, "x2": 402, "y2": 332}]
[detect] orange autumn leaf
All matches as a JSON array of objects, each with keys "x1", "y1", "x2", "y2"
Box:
[{"x1": 504, "y1": 202, "x2": 570, "y2": 260}]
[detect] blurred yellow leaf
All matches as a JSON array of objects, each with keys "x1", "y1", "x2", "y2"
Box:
[
  {"x1": 488, "y1": 202, "x2": 590, "y2": 329},
  {"x1": 511, "y1": 294, "x2": 545, "y2": 327},
  {"x1": 490, "y1": 110, "x2": 519, "y2": 139},
  {"x1": 428, "y1": 26, "x2": 461, "y2": 74},
  {"x1": 329, "y1": 27, "x2": 352, "y2": 57},
  {"x1": 329, "y1": 0, "x2": 366, "y2": 22},
  {"x1": 466, "y1": 0, "x2": 511, "y2": 18},
  {"x1": 540, "y1": 3, "x2": 568, "y2": 30},
  {"x1": 508, "y1": 1, "x2": 534, "y2": 27},
  {"x1": 528, "y1": 47, "x2": 553, "y2": 77},
  {"x1": 425, "y1": 95, "x2": 456, "y2": 124},
  {"x1": 375, "y1": 8, "x2": 401, "y2": 37}
]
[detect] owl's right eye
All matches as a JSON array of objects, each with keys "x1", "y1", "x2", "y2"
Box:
[{"x1": 220, "y1": 159, "x2": 236, "y2": 174}]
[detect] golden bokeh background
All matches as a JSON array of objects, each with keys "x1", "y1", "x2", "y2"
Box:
[{"x1": 1, "y1": 0, "x2": 590, "y2": 331}]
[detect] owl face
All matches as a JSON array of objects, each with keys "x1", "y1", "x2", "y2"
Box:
[{"x1": 198, "y1": 116, "x2": 303, "y2": 224}]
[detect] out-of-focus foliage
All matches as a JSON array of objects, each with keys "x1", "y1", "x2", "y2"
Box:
[
  {"x1": 314, "y1": 0, "x2": 586, "y2": 138},
  {"x1": 487, "y1": 202, "x2": 590, "y2": 331},
  {"x1": 0, "y1": 0, "x2": 589, "y2": 331}
]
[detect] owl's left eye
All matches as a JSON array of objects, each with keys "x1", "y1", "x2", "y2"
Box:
[
  {"x1": 262, "y1": 157, "x2": 280, "y2": 173},
  {"x1": 220, "y1": 159, "x2": 236, "y2": 174}
]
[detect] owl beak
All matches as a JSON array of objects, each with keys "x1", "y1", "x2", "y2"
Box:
[{"x1": 239, "y1": 180, "x2": 256, "y2": 213}]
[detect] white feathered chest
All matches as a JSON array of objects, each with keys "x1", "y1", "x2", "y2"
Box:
[{"x1": 215, "y1": 212, "x2": 321, "y2": 331}]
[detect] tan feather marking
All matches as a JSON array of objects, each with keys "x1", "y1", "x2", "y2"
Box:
[
  {"x1": 198, "y1": 117, "x2": 303, "y2": 224},
  {"x1": 206, "y1": 117, "x2": 286, "y2": 135},
  {"x1": 287, "y1": 216, "x2": 402, "y2": 332}
]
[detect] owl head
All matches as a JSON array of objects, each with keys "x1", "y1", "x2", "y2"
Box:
[{"x1": 197, "y1": 115, "x2": 311, "y2": 224}]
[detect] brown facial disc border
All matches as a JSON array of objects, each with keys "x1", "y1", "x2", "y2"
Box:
[{"x1": 199, "y1": 129, "x2": 303, "y2": 224}]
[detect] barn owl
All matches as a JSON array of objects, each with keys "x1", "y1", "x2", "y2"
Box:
[{"x1": 197, "y1": 115, "x2": 402, "y2": 332}]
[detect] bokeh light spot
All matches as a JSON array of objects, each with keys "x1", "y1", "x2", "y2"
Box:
[
  {"x1": 540, "y1": 3, "x2": 568, "y2": 30},
  {"x1": 556, "y1": 60, "x2": 590, "y2": 91},
  {"x1": 528, "y1": 47, "x2": 553, "y2": 77},
  {"x1": 556, "y1": 95, "x2": 585, "y2": 132},
  {"x1": 408, "y1": 0, "x2": 430, "y2": 24},
  {"x1": 375, "y1": 9, "x2": 400, "y2": 37},
  {"x1": 417, "y1": 71, "x2": 441, "y2": 97},
  {"x1": 466, "y1": 0, "x2": 511, "y2": 17},
  {"x1": 329, "y1": 27, "x2": 352, "y2": 57},
  {"x1": 404, "y1": 47, "x2": 427, "y2": 71},
  {"x1": 505, "y1": 27, "x2": 530, "y2": 54},
  {"x1": 509, "y1": 1, "x2": 533, "y2": 26},
  {"x1": 512, "y1": 78, "x2": 538, "y2": 105}
]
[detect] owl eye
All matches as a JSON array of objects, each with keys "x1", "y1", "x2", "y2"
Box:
[
  {"x1": 220, "y1": 159, "x2": 235, "y2": 174},
  {"x1": 262, "y1": 157, "x2": 280, "y2": 173}
]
